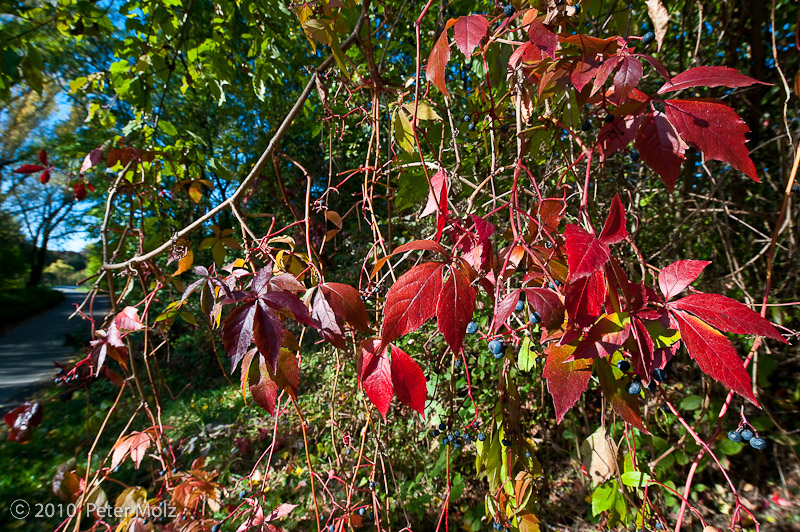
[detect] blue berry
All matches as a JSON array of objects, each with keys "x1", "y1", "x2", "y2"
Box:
[
  {"x1": 626, "y1": 381, "x2": 642, "y2": 395},
  {"x1": 500, "y1": 124, "x2": 509, "y2": 133},
  {"x1": 346, "y1": 448, "x2": 351, "y2": 455},
  {"x1": 501, "y1": 438, "x2": 510, "y2": 446},
  {"x1": 740, "y1": 429, "x2": 754, "y2": 442},
  {"x1": 359, "y1": 508, "x2": 366, "y2": 516},
  {"x1": 548, "y1": 281, "x2": 555, "y2": 289},
  {"x1": 453, "y1": 430, "x2": 460, "y2": 437},
  {"x1": 653, "y1": 368, "x2": 667, "y2": 382},
  {"x1": 468, "y1": 122, "x2": 476, "y2": 131},
  {"x1": 749, "y1": 437, "x2": 766, "y2": 450},
  {"x1": 581, "y1": 120, "x2": 591, "y2": 132},
  {"x1": 328, "y1": 525, "x2": 335, "y2": 532},
  {"x1": 441, "y1": 436, "x2": 448, "y2": 445},
  {"x1": 544, "y1": 240, "x2": 553, "y2": 249},
  {"x1": 488, "y1": 340, "x2": 504, "y2": 355},
  {"x1": 642, "y1": 31, "x2": 655, "y2": 45},
  {"x1": 605, "y1": 113, "x2": 615, "y2": 123},
  {"x1": 616, "y1": 360, "x2": 630, "y2": 372},
  {"x1": 525, "y1": 451, "x2": 531, "y2": 458},
  {"x1": 369, "y1": 481, "x2": 376, "y2": 489},
  {"x1": 630, "y1": 150, "x2": 640, "y2": 162},
  {"x1": 477, "y1": 433, "x2": 486, "y2": 441},
  {"x1": 455, "y1": 359, "x2": 462, "y2": 368},
  {"x1": 454, "y1": 443, "x2": 462, "y2": 451},
  {"x1": 432, "y1": 429, "x2": 440, "y2": 437},
  {"x1": 529, "y1": 311, "x2": 541, "y2": 324},
  {"x1": 463, "y1": 114, "x2": 471, "y2": 122},
  {"x1": 439, "y1": 422, "x2": 446, "y2": 431},
  {"x1": 573, "y1": 3, "x2": 581, "y2": 14},
  {"x1": 211, "y1": 524, "x2": 221, "y2": 532},
  {"x1": 503, "y1": 4, "x2": 515, "y2": 18},
  {"x1": 239, "y1": 490, "x2": 247, "y2": 498},
  {"x1": 367, "y1": 512, "x2": 374, "y2": 520},
  {"x1": 463, "y1": 433, "x2": 471, "y2": 443},
  {"x1": 515, "y1": 300, "x2": 525, "y2": 312},
  {"x1": 655, "y1": 523, "x2": 663, "y2": 530},
  {"x1": 467, "y1": 321, "x2": 478, "y2": 334}
]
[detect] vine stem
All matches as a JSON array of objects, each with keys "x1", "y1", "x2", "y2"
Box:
[{"x1": 291, "y1": 396, "x2": 321, "y2": 532}]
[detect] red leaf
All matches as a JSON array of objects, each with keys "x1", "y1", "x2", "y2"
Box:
[
  {"x1": 592, "y1": 56, "x2": 621, "y2": 94},
  {"x1": 274, "y1": 349, "x2": 300, "y2": 398},
  {"x1": 527, "y1": 19, "x2": 558, "y2": 59},
  {"x1": 264, "y1": 503, "x2": 298, "y2": 523},
  {"x1": 74, "y1": 182, "x2": 87, "y2": 201},
  {"x1": 672, "y1": 310, "x2": 758, "y2": 405},
  {"x1": 115, "y1": 306, "x2": 145, "y2": 331},
  {"x1": 594, "y1": 359, "x2": 647, "y2": 432},
  {"x1": 381, "y1": 262, "x2": 445, "y2": 346},
  {"x1": 13, "y1": 164, "x2": 46, "y2": 174},
  {"x1": 38, "y1": 149, "x2": 48, "y2": 165},
  {"x1": 597, "y1": 112, "x2": 645, "y2": 159},
  {"x1": 390, "y1": 345, "x2": 427, "y2": 417},
  {"x1": 570, "y1": 57, "x2": 598, "y2": 92},
  {"x1": 312, "y1": 290, "x2": 346, "y2": 349},
  {"x1": 657, "y1": 259, "x2": 710, "y2": 300},
  {"x1": 564, "y1": 224, "x2": 610, "y2": 280},
  {"x1": 664, "y1": 99, "x2": 758, "y2": 181},
  {"x1": 657, "y1": 66, "x2": 770, "y2": 95},
  {"x1": 426, "y1": 30, "x2": 451, "y2": 98},
  {"x1": 598, "y1": 193, "x2": 627, "y2": 245},
  {"x1": 634, "y1": 111, "x2": 688, "y2": 191},
  {"x1": 492, "y1": 290, "x2": 520, "y2": 335},
  {"x1": 564, "y1": 270, "x2": 606, "y2": 327},
  {"x1": 358, "y1": 339, "x2": 393, "y2": 419},
  {"x1": 523, "y1": 288, "x2": 565, "y2": 329},
  {"x1": 543, "y1": 344, "x2": 592, "y2": 424},
  {"x1": 4, "y1": 402, "x2": 42, "y2": 443},
  {"x1": 421, "y1": 169, "x2": 447, "y2": 217},
  {"x1": 392, "y1": 239, "x2": 449, "y2": 256},
  {"x1": 222, "y1": 304, "x2": 256, "y2": 371},
  {"x1": 250, "y1": 354, "x2": 280, "y2": 415},
  {"x1": 40, "y1": 169, "x2": 50, "y2": 183},
  {"x1": 571, "y1": 317, "x2": 631, "y2": 360},
  {"x1": 612, "y1": 56, "x2": 643, "y2": 102},
  {"x1": 319, "y1": 282, "x2": 371, "y2": 332},
  {"x1": 261, "y1": 291, "x2": 318, "y2": 329},
  {"x1": 253, "y1": 300, "x2": 284, "y2": 372},
  {"x1": 671, "y1": 293, "x2": 786, "y2": 343},
  {"x1": 436, "y1": 268, "x2": 476, "y2": 354},
  {"x1": 636, "y1": 53, "x2": 671, "y2": 81},
  {"x1": 453, "y1": 14, "x2": 489, "y2": 58},
  {"x1": 508, "y1": 42, "x2": 543, "y2": 71},
  {"x1": 111, "y1": 429, "x2": 156, "y2": 469},
  {"x1": 559, "y1": 34, "x2": 621, "y2": 55}
]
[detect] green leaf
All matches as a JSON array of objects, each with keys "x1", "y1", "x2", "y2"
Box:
[
  {"x1": 517, "y1": 336, "x2": 535, "y2": 372},
  {"x1": 620, "y1": 471, "x2": 651, "y2": 488},
  {"x1": 393, "y1": 109, "x2": 415, "y2": 154},
  {"x1": 591, "y1": 480, "x2": 618, "y2": 517}
]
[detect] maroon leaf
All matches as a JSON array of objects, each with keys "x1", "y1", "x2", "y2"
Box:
[
  {"x1": 657, "y1": 66, "x2": 770, "y2": 95},
  {"x1": 13, "y1": 164, "x2": 46, "y2": 174},
  {"x1": 381, "y1": 262, "x2": 445, "y2": 346},
  {"x1": 358, "y1": 339, "x2": 393, "y2": 419},
  {"x1": 664, "y1": 99, "x2": 758, "y2": 181},
  {"x1": 253, "y1": 300, "x2": 284, "y2": 372},
  {"x1": 312, "y1": 290, "x2": 346, "y2": 349},
  {"x1": 261, "y1": 291, "x2": 318, "y2": 329},
  {"x1": 672, "y1": 310, "x2": 758, "y2": 405},
  {"x1": 426, "y1": 29, "x2": 451, "y2": 98},
  {"x1": 671, "y1": 293, "x2": 786, "y2": 343},
  {"x1": 564, "y1": 270, "x2": 606, "y2": 327},
  {"x1": 40, "y1": 169, "x2": 51, "y2": 184},
  {"x1": 612, "y1": 56, "x2": 643, "y2": 102},
  {"x1": 657, "y1": 259, "x2": 710, "y2": 300},
  {"x1": 636, "y1": 53, "x2": 671, "y2": 81},
  {"x1": 629, "y1": 316, "x2": 656, "y2": 381},
  {"x1": 564, "y1": 224, "x2": 610, "y2": 280},
  {"x1": 273, "y1": 349, "x2": 300, "y2": 399},
  {"x1": 319, "y1": 282, "x2": 371, "y2": 332},
  {"x1": 594, "y1": 359, "x2": 646, "y2": 432},
  {"x1": 527, "y1": 18, "x2": 558, "y2": 59},
  {"x1": 222, "y1": 304, "x2": 257, "y2": 371},
  {"x1": 81, "y1": 148, "x2": 103, "y2": 173},
  {"x1": 523, "y1": 288, "x2": 565, "y2": 329},
  {"x1": 436, "y1": 268, "x2": 476, "y2": 354},
  {"x1": 592, "y1": 56, "x2": 622, "y2": 94},
  {"x1": 453, "y1": 14, "x2": 489, "y2": 57},
  {"x1": 543, "y1": 344, "x2": 592, "y2": 424},
  {"x1": 634, "y1": 111, "x2": 688, "y2": 191},
  {"x1": 598, "y1": 193, "x2": 627, "y2": 245},
  {"x1": 38, "y1": 149, "x2": 48, "y2": 165},
  {"x1": 4, "y1": 402, "x2": 42, "y2": 443},
  {"x1": 570, "y1": 57, "x2": 599, "y2": 92},
  {"x1": 390, "y1": 345, "x2": 427, "y2": 417}
]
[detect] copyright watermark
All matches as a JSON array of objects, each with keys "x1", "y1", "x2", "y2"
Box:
[{"x1": 8, "y1": 500, "x2": 177, "y2": 520}]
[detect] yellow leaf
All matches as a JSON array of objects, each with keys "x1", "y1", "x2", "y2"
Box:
[
  {"x1": 171, "y1": 250, "x2": 193, "y2": 277},
  {"x1": 188, "y1": 181, "x2": 203, "y2": 203},
  {"x1": 393, "y1": 109, "x2": 415, "y2": 154},
  {"x1": 403, "y1": 101, "x2": 442, "y2": 121}
]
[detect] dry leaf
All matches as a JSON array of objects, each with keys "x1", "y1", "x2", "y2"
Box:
[
  {"x1": 580, "y1": 426, "x2": 618, "y2": 485},
  {"x1": 645, "y1": 0, "x2": 669, "y2": 52}
]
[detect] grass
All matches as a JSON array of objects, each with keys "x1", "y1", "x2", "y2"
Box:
[{"x1": 0, "y1": 286, "x2": 65, "y2": 335}]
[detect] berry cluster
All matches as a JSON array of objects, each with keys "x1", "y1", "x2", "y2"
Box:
[
  {"x1": 434, "y1": 423, "x2": 476, "y2": 451},
  {"x1": 728, "y1": 426, "x2": 767, "y2": 450}
]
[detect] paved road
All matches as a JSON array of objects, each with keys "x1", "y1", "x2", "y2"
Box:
[{"x1": 0, "y1": 287, "x2": 111, "y2": 410}]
